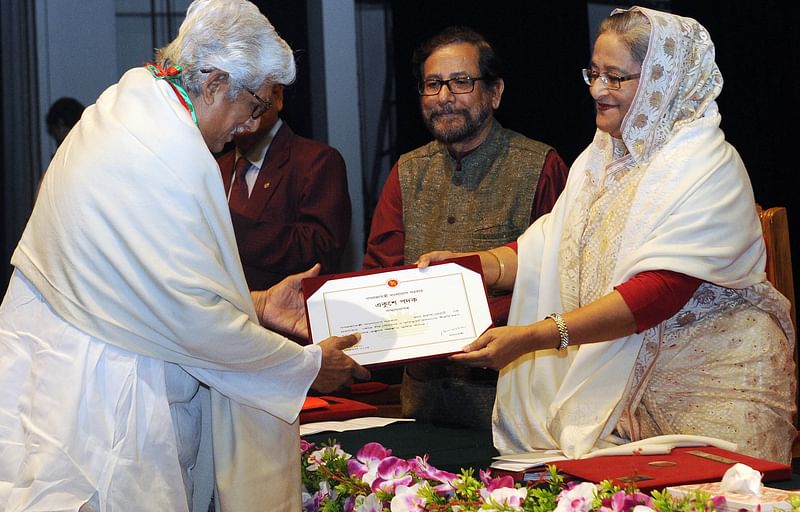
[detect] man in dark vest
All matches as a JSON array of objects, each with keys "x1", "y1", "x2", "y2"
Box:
[{"x1": 363, "y1": 26, "x2": 569, "y2": 428}]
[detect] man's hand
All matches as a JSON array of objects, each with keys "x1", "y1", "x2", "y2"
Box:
[
  {"x1": 251, "y1": 263, "x2": 321, "y2": 338},
  {"x1": 312, "y1": 334, "x2": 371, "y2": 393}
]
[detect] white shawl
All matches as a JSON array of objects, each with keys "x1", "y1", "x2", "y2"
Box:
[
  {"x1": 12, "y1": 67, "x2": 314, "y2": 508},
  {"x1": 494, "y1": 107, "x2": 764, "y2": 457}
]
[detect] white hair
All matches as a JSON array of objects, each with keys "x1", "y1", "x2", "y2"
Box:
[{"x1": 156, "y1": 0, "x2": 296, "y2": 98}]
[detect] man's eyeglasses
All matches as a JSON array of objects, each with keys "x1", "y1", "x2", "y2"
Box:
[
  {"x1": 418, "y1": 76, "x2": 484, "y2": 96},
  {"x1": 581, "y1": 69, "x2": 640, "y2": 90},
  {"x1": 247, "y1": 89, "x2": 271, "y2": 119}
]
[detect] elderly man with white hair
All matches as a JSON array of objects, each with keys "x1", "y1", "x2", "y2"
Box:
[{"x1": 0, "y1": 1, "x2": 368, "y2": 511}]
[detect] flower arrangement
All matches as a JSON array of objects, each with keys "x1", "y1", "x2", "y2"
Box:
[{"x1": 300, "y1": 440, "x2": 800, "y2": 512}]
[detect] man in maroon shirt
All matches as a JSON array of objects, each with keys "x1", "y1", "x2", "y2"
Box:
[
  {"x1": 217, "y1": 84, "x2": 351, "y2": 291},
  {"x1": 362, "y1": 26, "x2": 569, "y2": 428}
]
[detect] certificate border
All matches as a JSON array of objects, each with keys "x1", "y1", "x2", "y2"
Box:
[
  {"x1": 321, "y1": 272, "x2": 478, "y2": 357},
  {"x1": 301, "y1": 255, "x2": 490, "y2": 368}
]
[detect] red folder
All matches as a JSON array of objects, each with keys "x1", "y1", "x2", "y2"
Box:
[
  {"x1": 299, "y1": 396, "x2": 378, "y2": 424},
  {"x1": 301, "y1": 396, "x2": 330, "y2": 411},
  {"x1": 301, "y1": 255, "x2": 489, "y2": 368},
  {"x1": 552, "y1": 446, "x2": 791, "y2": 493}
]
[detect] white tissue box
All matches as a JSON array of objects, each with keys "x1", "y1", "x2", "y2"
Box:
[{"x1": 667, "y1": 482, "x2": 799, "y2": 512}]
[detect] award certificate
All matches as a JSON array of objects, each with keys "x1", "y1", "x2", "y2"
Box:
[{"x1": 302, "y1": 256, "x2": 491, "y2": 367}]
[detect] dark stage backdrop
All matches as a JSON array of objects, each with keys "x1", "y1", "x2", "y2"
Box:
[
  {"x1": 250, "y1": 1, "x2": 313, "y2": 139},
  {"x1": 253, "y1": 0, "x2": 799, "y2": 302},
  {"x1": 2, "y1": 3, "x2": 795, "y2": 300},
  {"x1": 671, "y1": 1, "x2": 800, "y2": 279},
  {"x1": 391, "y1": 1, "x2": 594, "y2": 165},
  {"x1": 393, "y1": 0, "x2": 800, "y2": 298}
]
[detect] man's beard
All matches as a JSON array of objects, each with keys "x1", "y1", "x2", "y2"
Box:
[{"x1": 423, "y1": 103, "x2": 492, "y2": 144}]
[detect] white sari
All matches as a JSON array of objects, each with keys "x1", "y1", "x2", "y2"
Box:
[{"x1": 493, "y1": 7, "x2": 796, "y2": 464}]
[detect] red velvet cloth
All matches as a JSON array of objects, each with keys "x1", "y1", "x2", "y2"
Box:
[
  {"x1": 553, "y1": 446, "x2": 791, "y2": 493},
  {"x1": 299, "y1": 396, "x2": 378, "y2": 424}
]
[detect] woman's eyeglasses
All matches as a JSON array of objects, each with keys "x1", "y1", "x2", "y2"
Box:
[{"x1": 581, "y1": 68, "x2": 640, "y2": 90}]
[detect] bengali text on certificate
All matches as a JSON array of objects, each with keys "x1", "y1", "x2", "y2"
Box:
[{"x1": 304, "y1": 259, "x2": 491, "y2": 366}]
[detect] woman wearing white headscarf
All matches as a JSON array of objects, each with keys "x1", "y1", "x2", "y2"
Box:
[
  {"x1": 419, "y1": 6, "x2": 795, "y2": 464},
  {"x1": 0, "y1": 1, "x2": 368, "y2": 510}
]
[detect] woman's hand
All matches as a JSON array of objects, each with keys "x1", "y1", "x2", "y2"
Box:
[
  {"x1": 251, "y1": 263, "x2": 321, "y2": 338},
  {"x1": 416, "y1": 248, "x2": 514, "y2": 290},
  {"x1": 449, "y1": 325, "x2": 535, "y2": 370},
  {"x1": 450, "y1": 292, "x2": 639, "y2": 370},
  {"x1": 415, "y1": 250, "x2": 458, "y2": 269}
]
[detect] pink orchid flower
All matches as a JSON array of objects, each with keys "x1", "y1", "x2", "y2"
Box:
[
  {"x1": 318, "y1": 480, "x2": 337, "y2": 501},
  {"x1": 306, "y1": 444, "x2": 349, "y2": 472},
  {"x1": 555, "y1": 482, "x2": 598, "y2": 512},
  {"x1": 300, "y1": 439, "x2": 315, "y2": 454},
  {"x1": 390, "y1": 483, "x2": 427, "y2": 512},
  {"x1": 479, "y1": 469, "x2": 516, "y2": 492},
  {"x1": 347, "y1": 442, "x2": 392, "y2": 485},
  {"x1": 408, "y1": 455, "x2": 459, "y2": 494},
  {"x1": 372, "y1": 456, "x2": 414, "y2": 494},
  {"x1": 301, "y1": 490, "x2": 319, "y2": 512},
  {"x1": 711, "y1": 495, "x2": 727, "y2": 510},
  {"x1": 302, "y1": 484, "x2": 332, "y2": 512},
  {"x1": 479, "y1": 485, "x2": 528, "y2": 510},
  {"x1": 599, "y1": 490, "x2": 653, "y2": 512},
  {"x1": 352, "y1": 493, "x2": 383, "y2": 512}
]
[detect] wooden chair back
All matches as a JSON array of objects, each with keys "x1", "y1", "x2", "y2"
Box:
[
  {"x1": 757, "y1": 205, "x2": 796, "y2": 331},
  {"x1": 757, "y1": 205, "x2": 800, "y2": 465}
]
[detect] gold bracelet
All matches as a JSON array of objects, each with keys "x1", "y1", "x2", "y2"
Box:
[
  {"x1": 488, "y1": 249, "x2": 505, "y2": 285},
  {"x1": 484, "y1": 250, "x2": 503, "y2": 287},
  {"x1": 545, "y1": 312, "x2": 570, "y2": 351}
]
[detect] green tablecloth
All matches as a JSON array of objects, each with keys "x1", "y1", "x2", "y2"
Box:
[{"x1": 303, "y1": 421, "x2": 498, "y2": 474}]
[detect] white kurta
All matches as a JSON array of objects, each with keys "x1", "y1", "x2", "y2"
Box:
[{"x1": 0, "y1": 67, "x2": 321, "y2": 511}]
